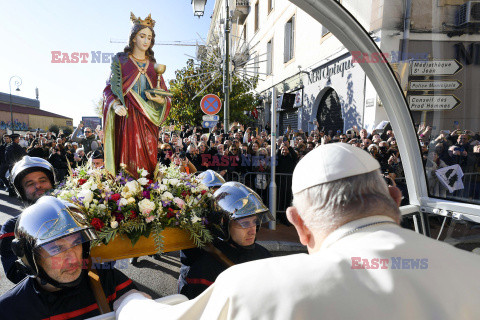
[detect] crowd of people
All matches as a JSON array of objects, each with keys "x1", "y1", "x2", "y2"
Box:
[
  {"x1": 0, "y1": 119, "x2": 409, "y2": 207},
  {"x1": 417, "y1": 124, "x2": 480, "y2": 200},
  {"x1": 3, "y1": 120, "x2": 480, "y2": 319}
]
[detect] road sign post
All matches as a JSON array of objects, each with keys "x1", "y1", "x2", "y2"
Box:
[
  {"x1": 202, "y1": 115, "x2": 220, "y2": 121},
  {"x1": 408, "y1": 80, "x2": 462, "y2": 91},
  {"x1": 408, "y1": 95, "x2": 461, "y2": 110},
  {"x1": 410, "y1": 60, "x2": 463, "y2": 76},
  {"x1": 200, "y1": 94, "x2": 222, "y2": 115}
]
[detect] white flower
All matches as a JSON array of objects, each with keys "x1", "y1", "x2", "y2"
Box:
[
  {"x1": 145, "y1": 215, "x2": 155, "y2": 223},
  {"x1": 157, "y1": 184, "x2": 167, "y2": 192},
  {"x1": 173, "y1": 197, "x2": 185, "y2": 209},
  {"x1": 138, "y1": 199, "x2": 156, "y2": 215},
  {"x1": 127, "y1": 197, "x2": 136, "y2": 204},
  {"x1": 118, "y1": 198, "x2": 128, "y2": 207},
  {"x1": 110, "y1": 220, "x2": 119, "y2": 228},
  {"x1": 124, "y1": 180, "x2": 140, "y2": 195},
  {"x1": 137, "y1": 177, "x2": 149, "y2": 186},
  {"x1": 169, "y1": 178, "x2": 180, "y2": 186},
  {"x1": 78, "y1": 190, "x2": 94, "y2": 206},
  {"x1": 140, "y1": 169, "x2": 149, "y2": 177},
  {"x1": 98, "y1": 204, "x2": 106, "y2": 214},
  {"x1": 191, "y1": 214, "x2": 202, "y2": 223},
  {"x1": 60, "y1": 190, "x2": 72, "y2": 199},
  {"x1": 161, "y1": 192, "x2": 174, "y2": 201}
]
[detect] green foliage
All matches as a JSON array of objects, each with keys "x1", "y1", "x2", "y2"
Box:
[
  {"x1": 167, "y1": 56, "x2": 258, "y2": 127},
  {"x1": 92, "y1": 227, "x2": 117, "y2": 247},
  {"x1": 186, "y1": 223, "x2": 213, "y2": 248},
  {"x1": 49, "y1": 124, "x2": 59, "y2": 135},
  {"x1": 110, "y1": 56, "x2": 125, "y2": 107},
  {"x1": 61, "y1": 127, "x2": 73, "y2": 136},
  {"x1": 152, "y1": 223, "x2": 165, "y2": 253}
]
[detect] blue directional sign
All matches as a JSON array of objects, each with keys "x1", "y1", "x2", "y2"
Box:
[{"x1": 202, "y1": 120, "x2": 218, "y2": 128}]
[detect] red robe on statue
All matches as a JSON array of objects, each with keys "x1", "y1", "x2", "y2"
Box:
[{"x1": 103, "y1": 53, "x2": 171, "y2": 178}]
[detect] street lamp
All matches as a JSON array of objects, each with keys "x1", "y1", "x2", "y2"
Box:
[
  {"x1": 9, "y1": 76, "x2": 22, "y2": 135},
  {"x1": 191, "y1": 0, "x2": 207, "y2": 18},
  {"x1": 192, "y1": 0, "x2": 231, "y2": 132}
]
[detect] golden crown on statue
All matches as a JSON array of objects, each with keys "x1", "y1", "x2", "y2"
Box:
[{"x1": 130, "y1": 12, "x2": 155, "y2": 28}]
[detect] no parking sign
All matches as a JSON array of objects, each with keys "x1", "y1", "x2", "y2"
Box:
[{"x1": 200, "y1": 94, "x2": 222, "y2": 115}]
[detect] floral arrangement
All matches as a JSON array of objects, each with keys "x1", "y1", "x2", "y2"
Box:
[{"x1": 54, "y1": 163, "x2": 213, "y2": 252}]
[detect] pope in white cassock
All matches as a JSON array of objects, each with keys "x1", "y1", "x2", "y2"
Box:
[{"x1": 115, "y1": 143, "x2": 480, "y2": 320}]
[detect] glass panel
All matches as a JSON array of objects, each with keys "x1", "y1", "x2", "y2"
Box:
[
  {"x1": 428, "y1": 214, "x2": 480, "y2": 254},
  {"x1": 313, "y1": 1, "x2": 480, "y2": 206}
]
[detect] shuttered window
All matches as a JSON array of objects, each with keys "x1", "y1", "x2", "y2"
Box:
[
  {"x1": 266, "y1": 39, "x2": 273, "y2": 75},
  {"x1": 284, "y1": 16, "x2": 295, "y2": 63}
]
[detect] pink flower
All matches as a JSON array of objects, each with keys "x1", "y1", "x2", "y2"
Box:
[{"x1": 173, "y1": 197, "x2": 185, "y2": 209}]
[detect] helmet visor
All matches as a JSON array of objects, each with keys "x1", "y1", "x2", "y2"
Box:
[
  {"x1": 231, "y1": 215, "x2": 262, "y2": 229},
  {"x1": 35, "y1": 229, "x2": 96, "y2": 258},
  {"x1": 231, "y1": 212, "x2": 272, "y2": 229}
]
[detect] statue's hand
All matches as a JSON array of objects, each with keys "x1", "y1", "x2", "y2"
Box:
[
  {"x1": 145, "y1": 91, "x2": 166, "y2": 105},
  {"x1": 112, "y1": 101, "x2": 127, "y2": 116}
]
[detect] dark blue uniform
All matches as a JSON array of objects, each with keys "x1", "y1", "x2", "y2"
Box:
[
  {"x1": 0, "y1": 268, "x2": 135, "y2": 320},
  {"x1": 178, "y1": 239, "x2": 271, "y2": 299}
]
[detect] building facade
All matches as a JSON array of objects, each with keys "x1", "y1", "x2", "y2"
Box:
[
  {"x1": 0, "y1": 92, "x2": 73, "y2": 135},
  {"x1": 206, "y1": 0, "x2": 480, "y2": 134}
]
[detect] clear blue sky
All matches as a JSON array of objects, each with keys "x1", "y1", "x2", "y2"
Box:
[{"x1": 0, "y1": 0, "x2": 214, "y2": 124}]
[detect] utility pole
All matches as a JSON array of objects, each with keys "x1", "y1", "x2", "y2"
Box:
[{"x1": 223, "y1": 0, "x2": 231, "y2": 132}]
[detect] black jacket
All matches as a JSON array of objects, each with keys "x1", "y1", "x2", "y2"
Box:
[
  {"x1": 178, "y1": 239, "x2": 271, "y2": 299},
  {"x1": 0, "y1": 216, "x2": 24, "y2": 283},
  {"x1": 0, "y1": 268, "x2": 135, "y2": 320},
  {"x1": 5, "y1": 142, "x2": 27, "y2": 170}
]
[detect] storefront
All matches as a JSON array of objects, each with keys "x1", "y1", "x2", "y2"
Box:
[{"x1": 300, "y1": 52, "x2": 367, "y2": 134}]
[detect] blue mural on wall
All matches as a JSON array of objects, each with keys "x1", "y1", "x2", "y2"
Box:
[{"x1": 0, "y1": 119, "x2": 29, "y2": 131}]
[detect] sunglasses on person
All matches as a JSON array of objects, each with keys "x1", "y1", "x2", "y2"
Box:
[{"x1": 85, "y1": 131, "x2": 92, "y2": 133}]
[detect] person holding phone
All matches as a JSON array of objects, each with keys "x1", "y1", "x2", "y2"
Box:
[{"x1": 173, "y1": 151, "x2": 197, "y2": 174}]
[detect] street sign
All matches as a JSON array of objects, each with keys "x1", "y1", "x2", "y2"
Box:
[
  {"x1": 408, "y1": 95, "x2": 461, "y2": 110},
  {"x1": 410, "y1": 60, "x2": 463, "y2": 76},
  {"x1": 202, "y1": 115, "x2": 220, "y2": 121},
  {"x1": 408, "y1": 80, "x2": 462, "y2": 91},
  {"x1": 200, "y1": 94, "x2": 222, "y2": 115},
  {"x1": 202, "y1": 120, "x2": 218, "y2": 128}
]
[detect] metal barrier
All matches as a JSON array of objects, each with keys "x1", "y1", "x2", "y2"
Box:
[
  {"x1": 443, "y1": 172, "x2": 480, "y2": 204},
  {"x1": 243, "y1": 172, "x2": 293, "y2": 224}
]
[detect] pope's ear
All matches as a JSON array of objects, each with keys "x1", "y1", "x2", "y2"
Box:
[{"x1": 287, "y1": 207, "x2": 311, "y2": 246}]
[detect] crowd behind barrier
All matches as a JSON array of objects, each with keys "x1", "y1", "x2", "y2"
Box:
[
  {"x1": 5, "y1": 121, "x2": 480, "y2": 205},
  {"x1": 0, "y1": 119, "x2": 417, "y2": 216}
]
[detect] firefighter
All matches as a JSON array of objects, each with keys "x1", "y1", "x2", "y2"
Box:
[
  {"x1": 0, "y1": 156, "x2": 56, "y2": 283},
  {"x1": 178, "y1": 181, "x2": 273, "y2": 299},
  {"x1": 0, "y1": 197, "x2": 139, "y2": 319}
]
